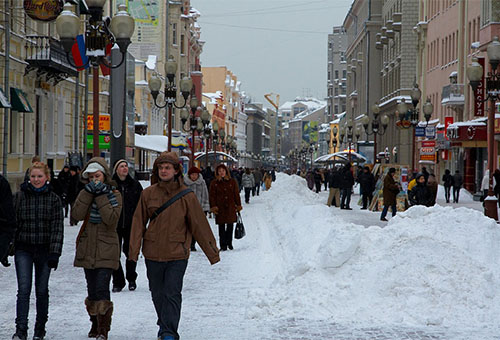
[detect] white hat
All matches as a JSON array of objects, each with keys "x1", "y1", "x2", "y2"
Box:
[{"x1": 82, "y1": 162, "x2": 106, "y2": 179}]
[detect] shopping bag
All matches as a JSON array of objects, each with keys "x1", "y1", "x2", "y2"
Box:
[{"x1": 234, "y1": 212, "x2": 246, "y2": 239}]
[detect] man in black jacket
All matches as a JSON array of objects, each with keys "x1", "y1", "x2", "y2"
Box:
[
  {"x1": 340, "y1": 164, "x2": 355, "y2": 210},
  {"x1": 357, "y1": 166, "x2": 375, "y2": 209},
  {"x1": 111, "y1": 160, "x2": 143, "y2": 292},
  {"x1": 0, "y1": 174, "x2": 16, "y2": 267}
]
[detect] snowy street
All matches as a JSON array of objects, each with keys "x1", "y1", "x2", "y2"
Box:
[{"x1": 1, "y1": 173, "x2": 500, "y2": 340}]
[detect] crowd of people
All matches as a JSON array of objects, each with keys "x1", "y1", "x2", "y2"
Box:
[{"x1": 0, "y1": 153, "x2": 281, "y2": 340}]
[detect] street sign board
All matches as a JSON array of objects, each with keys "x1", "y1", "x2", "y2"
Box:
[
  {"x1": 415, "y1": 126, "x2": 425, "y2": 137},
  {"x1": 87, "y1": 134, "x2": 110, "y2": 150},
  {"x1": 425, "y1": 126, "x2": 436, "y2": 139}
]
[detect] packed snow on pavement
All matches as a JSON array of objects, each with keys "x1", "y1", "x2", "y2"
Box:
[{"x1": 1, "y1": 172, "x2": 499, "y2": 339}]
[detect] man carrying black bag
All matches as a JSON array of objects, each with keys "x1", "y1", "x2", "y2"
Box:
[{"x1": 0, "y1": 174, "x2": 16, "y2": 267}]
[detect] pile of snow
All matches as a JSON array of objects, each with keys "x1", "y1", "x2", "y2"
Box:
[{"x1": 247, "y1": 173, "x2": 500, "y2": 330}]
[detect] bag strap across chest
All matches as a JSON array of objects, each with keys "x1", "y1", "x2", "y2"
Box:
[{"x1": 149, "y1": 188, "x2": 193, "y2": 223}]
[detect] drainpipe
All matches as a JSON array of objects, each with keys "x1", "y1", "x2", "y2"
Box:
[{"x1": 2, "y1": 0, "x2": 10, "y2": 177}]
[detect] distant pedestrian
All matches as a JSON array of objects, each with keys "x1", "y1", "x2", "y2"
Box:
[
  {"x1": 326, "y1": 167, "x2": 341, "y2": 207},
  {"x1": 380, "y1": 167, "x2": 400, "y2": 221},
  {"x1": 263, "y1": 170, "x2": 273, "y2": 191},
  {"x1": 57, "y1": 165, "x2": 72, "y2": 217},
  {"x1": 313, "y1": 168, "x2": 322, "y2": 193},
  {"x1": 452, "y1": 170, "x2": 463, "y2": 203},
  {"x1": 271, "y1": 167, "x2": 276, "y2": 182},
  {"x1": 340, "y1": 164, "x2": 354, "y2": 210},
  {"x1": 408, "y1": 172, "x2": 432, "y2": 207},
  {"x1": 442, "y1": 169, "x2": 453, "y2": 203},
  {"x1": 241, "y1": 168, "x2": 255, "y2": 204},
  {"x1": 322, "y1": 169, "x2": 329, "y2": 191},
  {"x1": 184, "y1": 166, "x2": 211, "y2": 251},
  {"x1": 111, "y1": 159, "x2": 143, "y2": 293},
  {"x1": 71, "y1": 158, "x2": 122, "y2": 340},
  {"x1": 421, "y1": 166, "x2": 430, "y2": 184},
  {"x1": 357, "y1": 166, "x2": 375, "y2": 210},
  {"x1": 12, "y1": 162, "x2": 64, "y2": 340},
  {"x1": 427, "y1": 173, "x2": 438, "y2": 206},
  {"x1": 252, "y1": 168, "x2": 263, "y2": 196},
  {"x1": 305, "y1": 170, "x2": 314, "y2": 190}
]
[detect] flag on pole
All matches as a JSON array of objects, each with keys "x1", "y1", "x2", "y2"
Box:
[
  {"x1": 71, "y1": 34, "x2": 88, "y2": 71},
  {"x1": 99, "y1": 43, "x2": 113, "y2": 76}
]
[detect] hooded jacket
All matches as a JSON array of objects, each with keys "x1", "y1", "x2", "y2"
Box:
[
  {"x1": 183, "y1": 173, "x2": 210, "y2": 211},
  {"x1": 409, "y1": 174, "x2": 432, "y2": 207},
  {"x1": 71, "y1": 157, "x2": 123, "y2": 270},
  {"x1": 209, "y1": 164, "x2": 242, "y2": 224},
  {"x1": 129, "y1": 152, "x2": 220, "y2": 265}
]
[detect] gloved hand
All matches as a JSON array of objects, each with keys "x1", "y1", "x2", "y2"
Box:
[
  {"x1": 236, "y1": 205, "x2": 243, "y2": 212},
  {"x1": 47, "y1": 253, "x2": 60, "y2": 271},
  {"x1": 93, "y1": 181, "x2": 110, "y2": 196},
  {"x1": 210, "y1": 207, "x2": 219, "y2": 214}
]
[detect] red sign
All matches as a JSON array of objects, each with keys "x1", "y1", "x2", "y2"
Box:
[
  {"x1": 422, "y1": 141, "x2": 436, "y2": 147},
  {"x1": 24, "y1": 0, "x2": 63, "y2": 22},
  {"x1": 444, "y1": 117, "x2": 454, "y2": 140},
  {"x1": 474, "y1": 57, "x2": 485, "y2": 116}
]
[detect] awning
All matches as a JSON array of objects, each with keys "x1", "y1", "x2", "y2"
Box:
[
  {"x1": 194, "y1": 151, "x2": 237, "y2": 163},
  {"x1": 0, "y1": 88, "x2": 10, "y2": 108},
  {"x1": 10, "y1": 88, "x2": 32, "y2": 112}
]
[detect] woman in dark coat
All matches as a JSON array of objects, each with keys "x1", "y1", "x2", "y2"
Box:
[
  {"x1": 409, "y1": 173, "x2": 432, "y2": 207},
  {"x1": 380, "y1": 167, "x2": 400, "y2": 221},
  {"x1": 442, "y1": 169, "x2": 454, "y2": 203},
  {"x1": 209, "y1": 164, "x2": 242, "y2": 251},
  {"x1": 12, "y1": 162, "x2": 64, "y2": 340}
]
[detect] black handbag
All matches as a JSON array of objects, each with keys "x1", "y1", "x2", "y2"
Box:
[{"x1": 234, "y1": 212, "x2": 246, "y2": 239}]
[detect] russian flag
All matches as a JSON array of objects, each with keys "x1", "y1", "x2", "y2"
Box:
[
  {"x1": 71, "y1": 34, "x2": 88, "y2": 71},
  {"x1": 99, "y1": 43, "x2": 112, "y2": 76}
]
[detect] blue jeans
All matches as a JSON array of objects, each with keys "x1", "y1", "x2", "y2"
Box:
[
  {"x1": 14, "y1": 248, "x2": 51, "y2": 336},
  {"x1": 84, "y1": 268, "x2": 113, "y2": 301},
  {"x1": 146, "y1": 259, "x2": 188, "y2": 340},
  {"x1": 381, "y1": 204, "x2": 397, "y2": 219}
]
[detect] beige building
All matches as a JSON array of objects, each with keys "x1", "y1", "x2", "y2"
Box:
[{"x1": 327, "y1": 26, "x2": 348, "y2": 118}]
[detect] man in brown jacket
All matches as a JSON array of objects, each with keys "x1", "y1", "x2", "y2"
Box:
[
  {"x1": 380, "y1": 167, "x2": 401, "y2": 221},
  {"x1": 129, "y1": 152, "x2": 219, "y2": 340}
]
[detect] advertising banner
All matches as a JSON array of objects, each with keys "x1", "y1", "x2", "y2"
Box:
[
  {"x1": 444, "y1": 117, "x2": 454, "y2": 140},
  {"x1": 87, "y1": 113, "x2": 111, "y2": 131},
  {"x1": 474, "y1": 57, "x2": 485, "y2": 117},
  {"x1": 302, "y1": 121, "x2": 319, "y2": 144}
]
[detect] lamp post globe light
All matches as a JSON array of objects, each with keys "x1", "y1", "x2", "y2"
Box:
[
  {"x1": 466, "y1": 36, "x2": 500, "y2": 220},
  {"x1": 56, "y1": 2, "x2": 135, "y2": 157},
  {"x1": 362, "y1": 102, "x2": 389, "y2": 163},
  {"x1": 394, "y1": 84, "x2": 432, "y2": 172},
  {"x1": 179, "y1": 95, "x2": 201, "y2": 167},
  {"x1": 147, "y1": 56, "x2": 194, "y2": 152}
]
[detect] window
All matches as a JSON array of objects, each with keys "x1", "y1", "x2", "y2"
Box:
[
  {"x1": 334, "y1": 105, "x2": 339, "y2": 114},
  {"x1": 335, "y1": 70, "x2": 339, "y2": 79},
  {"x1": 335, "y1": 88, "x2": 339, "y2": 96},
  {"x1": 180, "y1": 34, "x2": 185, "y2": 54},
  {"x1": 342, "y1": 70, "x2": 347, "y2": 78},
  {"x1": 172, "y1": 23, "x2": 178, "y2": 45},
  {"x1": 328, "y1": 71, "x2": 331, "y2": 80},
  {"x1": 341, "y1": 104, "x2": 346, "y2": 113}
]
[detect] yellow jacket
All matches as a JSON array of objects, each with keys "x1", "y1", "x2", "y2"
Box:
[{"x1": 407, "y1": 178, "x2": 417, "y2": 192}]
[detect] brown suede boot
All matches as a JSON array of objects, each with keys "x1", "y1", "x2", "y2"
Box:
[
  {"x1": 85, "y1": 298, "x2": 98, "y2": 338},
  {"x1": 95, "y1": 300, "x2": 113, "y2": 340}
]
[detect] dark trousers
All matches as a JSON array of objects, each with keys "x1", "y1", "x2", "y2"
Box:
[
  {"x1": 340, "y1": 188, "x2": 351, "y2": 208},
  {"x1": 14, "y1": 248, "x2": 51, "y2": 336},
  {"x1": 444, "y1": 186, "x2": 451, "y2": 202},
  {"x1": 252, "y1": 182, "x2": 260, "y2": 196},
  {"x1": 381, "y1": 204, "x2": 397, "y2": 219},
  {"x1": 218, "y1": 223, "x2": 234, "y2": 250},
  {"x1": 112, "y1": 227, "x2": 138, "y2": 288},
  {"x1": 146, "y1": 259, "x2": 188, "y2": 340},
  {"x1": 453, "y1": 187, "x2": 460, "y2": 203},
  {"x1": 315, "y1": 182, "x2": 321, "y2": 193},
  {"x1": 362, "y1": 192, "x2": 373, "y2": 209},
  {"x1": 84, "y1": 268, "x2": 113, "y2": 301},
  {"x1": 244, "y1": 187, "x2": 252, "y2": 203}
]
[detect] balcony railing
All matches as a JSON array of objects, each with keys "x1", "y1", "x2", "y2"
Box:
[
  {"x1": 441, "y1": 84, "x2": 464, "y2": 106},
  {"x1": 25, "y1": 35, "x2": 78, "y2": 84}
]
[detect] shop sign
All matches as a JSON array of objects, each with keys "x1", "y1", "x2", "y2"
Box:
[
  {"x1": 425, "y1": 126, "x2": 436, "y2": 139},
  {"x1": 87, "y1": 134, "x2": 111, "y2": 150},
  {"x1": 422, "y1": 140, "x2": 436, "y2": 148},
  {"x1": 23, "y1": 0, "x2": 64, "y2": 22},
  {"x1": 444, "y1": 117, "x2": 454, "y2": 139},
  {"x1": 420, "y1": 140, "x2": 436, "y2": 162},
  {"x1": 474, "y1": 57, "x2": 485, "y2": 116},
  {"x1": 415, "y1": 126, "x2": 425, "y2": 137},
  {"x1": 495, "y1": 118, "x2": 500, "y2": 134},
  {"x1": 87, "y1": 114, "x2": 111, "y2": 131}
]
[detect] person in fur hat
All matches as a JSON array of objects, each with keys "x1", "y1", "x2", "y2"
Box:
[
  {"x1": 71, "y1": 157, "x2": 123, "y2": 340},
  {"x1": 209, "y1": 164, "x2": 242, "y2": 251},
  {"x1": 184, "y1": 166, "x2": 210, "y2": 251},
  {"x1": 130, "y1": 152, "x2": 219, "y2": 340}
]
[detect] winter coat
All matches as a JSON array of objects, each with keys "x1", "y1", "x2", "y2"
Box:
[
  {"x1": 442, "y1": 172, "x2": 454, "y2": 188},
  {"x1": 13, "y1": 181, "x2": 64, "y2": 256},
  {"x1": 72, "y1": 157, "x2": 122, "y2": 270},
  {"x1": 328, "y1": 170, "x2": 341, "y2": 189},
  {"x1": 253, "y1": 170, "x2": 263, "y2": 184},
  {"x1": 0, "y1": 175, "x2": 15, "y2": 260},
  {"x1": 357, "y1": 171, "x2": 375, "y2": 194},
  {"x1": 263, "y1": 172, "x2": 272, "y2": 190},
  {"x1": 130, "y1": 178, "x2": 219, "y2": 265},
  {"x1": 231, "y1": 169, "x2": 242, "y2": 189},
  {"x1": 340, "y1": 167, "x2": 355, "y2": 189},
  {"x1": 241, "y1": 173, "x2": 255, "y2": 189},
  {"x1": 210, "y1": 165, "x2": 242, "y2": 224},
  {"x1": 452, "y1": 173, "x2": 463, "y2": 188},
  {"x1": 112, "y1": 173, "x2": 143, "y2": 232},
  {"x1": 183, "y1": 173, "x2": 210, "y2": 211},
  {"x1": 305, "y1": 171, "x2": 314, "y2": 190},
  {"x1": 271, "y1": 170, "x2": 276, "y2": 182},
  {"x1": 202, "y1": 167, "x2": 215, "y2": 190},
  {"x1": 67, "y1": 173, "x2": 82, "y2": 204},
  {"x1": 427, "y1": 175, "x2": 438, "y2": 205},
  {"x1": 382, "y1": 173, "x2": 399, "y2": 206},
  {"x1": 409, "y1": 182, "x2": 432, "y2": 206},
  {"x1": 313, "y1": 172, "x2": 322, "y2": 184}
]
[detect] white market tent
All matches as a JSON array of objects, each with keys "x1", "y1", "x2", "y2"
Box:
[
  {"x1": 314, "y1": 151, "x2": 367, "y2": 163},
  {"x1": 194, "y1": 151, "x2": 237, "y2": 163}
]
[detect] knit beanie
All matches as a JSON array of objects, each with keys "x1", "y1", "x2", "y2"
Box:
[
  {"x1": 113, "y1": 159, "x2": 128, "y2": 175},
  {"x1": 188, "y1": 166, "x2": 201, "y2": 175}
]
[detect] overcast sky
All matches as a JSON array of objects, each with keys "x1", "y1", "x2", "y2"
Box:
[{"x1": 192, "y1": 0, "x2": 353, "y2": 106}]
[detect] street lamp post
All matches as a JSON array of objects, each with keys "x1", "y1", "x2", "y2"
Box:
[
  {"x1": 362, "y1": 102, "x2": 389, "y2": 163},
  {"x1": 180, "y1": 96, "x2": 202, "y2": 167},
  {"x1": 466, "y1": 36, "x2": 500, "y2": 220},
  {"x1": 148, "y1": 57, "x2": 194, "y2": 152},
  {"x1": 395, "y1": 84, "x2": 433, "y2": 172},
  {"x1": 56, "y1": 2, "x2": 135, "y2": 157}
]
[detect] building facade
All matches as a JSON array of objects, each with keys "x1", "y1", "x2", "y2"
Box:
[{"x1": 327, "y1": 26, "x2": 348, "y2": 120}]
